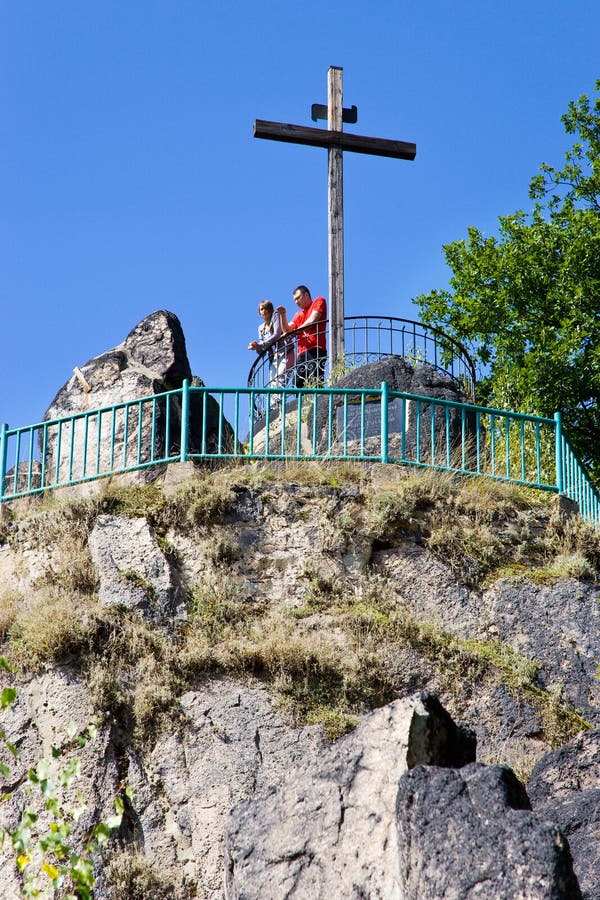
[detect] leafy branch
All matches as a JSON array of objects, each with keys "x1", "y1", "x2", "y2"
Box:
[{"x1": 1, "y1": 656, "x2": 128, "y2": 898}]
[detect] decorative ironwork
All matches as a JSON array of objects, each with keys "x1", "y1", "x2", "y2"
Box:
[{"x1": 247, "y1": 315, "x2": 477, "y2": 408}]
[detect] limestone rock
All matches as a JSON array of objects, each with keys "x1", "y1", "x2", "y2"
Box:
[
  {"x1": 89, "y1": 514, "x2": 185, "y2": 621},
  {"x1": 528, "y1": 729, "x2": 600, "y2": 900},
  {"x1": 396, "y1": 762, "x2": 581, "y2": 899},
  {"x1": 130, "y1": 678, "x2": 325, "y2": 899},
  {"x1": 224, "y1": 692, "x2": 475, "y2": 899}
]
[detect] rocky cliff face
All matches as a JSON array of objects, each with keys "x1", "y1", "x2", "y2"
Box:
[{"x1": 0, "y1": 463, "x2": 599, "y2": 899}]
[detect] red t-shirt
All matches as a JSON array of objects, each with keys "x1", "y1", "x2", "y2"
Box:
[{"x1": 289, "y1": 296, "x2": 327, "y2": 354}]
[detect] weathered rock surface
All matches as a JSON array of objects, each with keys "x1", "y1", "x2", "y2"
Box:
[
  {"x1": 224, "y1": 692, "x2": 476, "y2": 899},
  {"x1": 396, "y1": 763, "x2": 581, "y2": 899},
  {"x1": 485, "y1": 578, "x2": 600, "y2": 726},
  {"x1": 41, "y1": 310, "x2": 233, "y2": 493},
  {"x1": 373, "y1": 552, "x2": 600, "y2": 728},
  {"x1": 88, "y1": 514, "x2": 186, "y2": 621},
  {"x1": 528, "y1": 730, "x2": 600, "y2": 900},
  {"x1": 133, "y1": 679, "x2": 325, "y2": 899}
]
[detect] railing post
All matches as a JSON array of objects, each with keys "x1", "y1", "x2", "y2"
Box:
[
  {"x1": 381, "y1": 381, "x2": 389, "y2": 464},
  {"x1": 554, "y1": 411, "x2": 563, "y2": 494},
  {"x1": 0, "y1": 423, "x2": 7, "y2": 502},
  {"x1": 181, "y1": 379, "x2": 190, "y2": 463}
]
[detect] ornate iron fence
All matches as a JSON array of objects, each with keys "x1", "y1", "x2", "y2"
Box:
[{"x1": 247, "y1": 316, "x2": 477, "y2": 408}]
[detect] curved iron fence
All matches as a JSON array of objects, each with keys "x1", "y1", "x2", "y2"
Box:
[{"x1": 247, "y1": 316, "x2": 477, "y2": 408}]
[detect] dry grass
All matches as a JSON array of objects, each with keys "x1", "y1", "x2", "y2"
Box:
[
  {"x1": 179, "y1": 570, "x2": 589, "y2": 747},
  {"x1": 478, "y1": 739, "x2": 545, "y2": 788},
  {"x1": 365, "y1": 468, "x2": 600, "y2": 587},
  {"x1": 232, "y1": 459, "x2": 367, "y2": 489},
  {"x1": 154, "y1": 476, "x2": 234, "y2": 531},
  {"x1": 7, "y1": 587, "x2": 94, "y2": 670},
  {"x1": 427, "y1": 521, "x2": 505, "y2": 588},
  {"x1": 542, "y1": 516, "x2": 600, "y2": 572},
  {"x1": 0, "y1": 506, "x2": 17, "y2": 545},
  {"x1": 84, "y1": 606, "x2": 185, "y2": 746},
  {"x1": 103, "y1": 849, "x2": 173, "y2": 900},
  {"x1": 454, "y1": 478, "x2": 544, "y2": 519},
  {"x1": 0, "y1": 589, "x2": 21, "y2": 641},
  {"x1": 205, "y1": 532, "x2": 240, "y2": 566},
  {"x1": 33, "y1": 541, "x2": 97, "y2": 596},
  {"x1": 1, "y1": 463, "x2": 595, "y2": 753}
]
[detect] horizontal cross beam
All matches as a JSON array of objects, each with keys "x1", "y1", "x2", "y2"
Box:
[{"x1": 254, "y1": 119, "x2": 416, "y2": 161}]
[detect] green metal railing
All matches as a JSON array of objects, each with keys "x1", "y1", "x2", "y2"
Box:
[{"x1": 1, "y1": 380, "x2": 599, "y2": 526}]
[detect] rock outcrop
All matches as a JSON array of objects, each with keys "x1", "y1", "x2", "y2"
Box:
[
  {"x1": 129, "y1": 679, "x2": 325, "y2": 898},
  {"x1": 89, "y1": 514, "x2": 186, "y2": 621},
  {"x1": 1, "y1": 470, "x2": 599, "y2": 898},
  {"x1": 225, "y1": 693, "x2": 475, "y2": 899},
  {"x1": 528, "y1": 730, "x2": 600, "y2": 900},
  {"x1": 396, "y1": 763, "x2": 582, "y2": 899},
  {"x1": 41, "y1": 311, "x2": 234, "y2": 493}
]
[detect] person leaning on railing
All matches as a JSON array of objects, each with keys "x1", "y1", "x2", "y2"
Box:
[
  {"x1": 248, "y1": 300, "x2": 294, "y2": 392},
  {"x1": 277, "y1": 285, "x2": 327, "y2": 387}
]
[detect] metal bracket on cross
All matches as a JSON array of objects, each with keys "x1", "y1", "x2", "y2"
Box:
[{"x1": 311, "y1": 103, "x2": 358, "y2": 124}]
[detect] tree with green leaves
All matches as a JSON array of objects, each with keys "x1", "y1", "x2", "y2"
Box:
[{"x1": 415, "y1": 80, "x2": 600, "y2": 487}]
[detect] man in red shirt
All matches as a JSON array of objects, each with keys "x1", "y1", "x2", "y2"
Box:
[{"x1": 278, "y1": 285, "x2": 327, "y2": 387}]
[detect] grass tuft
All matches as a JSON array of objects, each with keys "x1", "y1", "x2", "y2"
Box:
[
  {"x1": 103, "y1": 849, "x2": 173, "y2": 900},
  {"x1": 7, "y1": 588, "x2": 94, "y2": 670},
  {"x1": 0, "y1": 589, "x2": 21, "y2": 642}
]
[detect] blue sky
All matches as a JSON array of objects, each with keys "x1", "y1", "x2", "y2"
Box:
[{"x1": 1, "y1": 0, "x2": 598, "y2": 429}]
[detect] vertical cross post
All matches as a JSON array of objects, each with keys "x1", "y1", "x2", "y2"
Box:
[
  {"x1": 328, "y1": 66, "x2": 344, "y2": 373},
  {"x1": 254, "y1": 71, "x2": 416, "y2": 380}
]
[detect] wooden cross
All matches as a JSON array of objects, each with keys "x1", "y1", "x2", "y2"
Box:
[{"x1": 254, "y1": 66, "x2": 416, "y2": 372}]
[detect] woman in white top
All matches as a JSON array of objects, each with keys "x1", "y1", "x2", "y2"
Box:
[{"x1": 248, "y1": 300, "x2": 294, "y2": 389}]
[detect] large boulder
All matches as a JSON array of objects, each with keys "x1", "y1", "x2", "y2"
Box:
[
  {"x1": 334, "y1": 355, "x2": 469, "y2": 401},
  {"x1": 396, "y1": 763, "x2": 581, "y2": 899},
  {"x1": 41, "y1": 311, "x2": 233, "y2": 493},
  {"x1": 224, "y1": 692, "x2": 475, "y2": 899},
  {"x1": 528, "y1": 730, "x2": 600, "y2": 900},
  {"x1": 311, "y1": 356, "x2": 478, "y2": 462}
]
